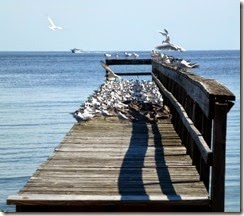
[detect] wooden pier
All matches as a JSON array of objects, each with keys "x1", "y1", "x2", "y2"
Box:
[{"x1": 7, "y1": 58, "x2": 235, "y2": 212}]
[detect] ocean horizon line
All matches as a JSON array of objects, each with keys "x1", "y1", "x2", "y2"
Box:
[{"x1": 0, "y1": 49, "x2": 240, "y2": 53}]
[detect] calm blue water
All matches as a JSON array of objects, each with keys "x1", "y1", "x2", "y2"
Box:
[{"x1": 0, "y1": 50, "x2": 240, "y2": 212}]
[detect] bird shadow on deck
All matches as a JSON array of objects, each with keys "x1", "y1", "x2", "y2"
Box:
[{"x1": 118, "y1": 115, "x2": 181, "y2": 203}]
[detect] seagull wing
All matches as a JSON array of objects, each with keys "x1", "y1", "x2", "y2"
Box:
[
  {"x1": 155, "y1": 44, "x2": 177, "y2": 51},
  {"x1": 158, "y1": 31, "x2": 167, "y2": 36},
  {"x1": 164, "y1": 29, "x2": 168, "y2": 34},
  {"x1": 118, "y1": 111, "x2": 129, "y2": 120},
  {"x1": 48, "y1": 17, "x2": 55, "y2": 26},
  {"x1": 174, "y1": 45, "x2": 185, "y2": 51}
]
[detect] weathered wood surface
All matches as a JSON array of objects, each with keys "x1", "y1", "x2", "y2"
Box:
[{"x1": 8, "y1": 117, "x2": 210, "y2": 211}]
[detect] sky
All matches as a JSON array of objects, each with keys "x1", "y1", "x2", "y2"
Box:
[{"x1": 0, "y1": 0, "x2": 241, "y2": 51}]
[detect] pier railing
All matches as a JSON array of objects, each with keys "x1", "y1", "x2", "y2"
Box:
[
  {"x1": 151, "y1": 60, "x2": 235, "y2": 211},
  {"x1": 105, "y1": 59, "x2": 151, "y2": 76}
]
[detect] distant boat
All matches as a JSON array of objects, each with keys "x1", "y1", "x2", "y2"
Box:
[{"x1": 71, "y1": 48, "x2": 82, "y2": 53}]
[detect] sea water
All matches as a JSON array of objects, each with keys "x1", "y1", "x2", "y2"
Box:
[{"x1": 0, "y1": 50, "x2": 240, "y2": 212}]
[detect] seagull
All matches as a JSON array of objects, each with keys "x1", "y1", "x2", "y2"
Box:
[
  {"x1": 156, "y1": 43, "x2": 178, "y2": 51},
  {"x1": 106, "y1": 70, "x2": 120, "y2": 81},
  {"x1": 158, "y1": 29, "x2": 170, "y2": 43},
  {"x1": 101, "y1": 109, "x2": 113, "y2": 120},
  {"x1": 117, "y1": 110, "x2": 130, "y2": 122},
  {"x1": 71, "y1": 110, "x2": 94, "y2": 122},
  {"x1": 48, "y1": 17, "x2": 63, "y2": 31},
  {"x1": 124, "y1": 52, "x2": 132, "y2": 58},
  {"x1": 155, "y1": 43, "x2": 185, "y2": 52},
  {"x1": 132, "y1": 52, "x2": 139, "y2": 58},
  {"x1": 104, "y1": 53, "x2": 111, "y2": 59},
  {"x1": 171, "y1": 58, "x2": 199, "y2": 70}
]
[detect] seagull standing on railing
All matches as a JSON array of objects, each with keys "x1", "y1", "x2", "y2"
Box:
[
  {"x1": 132, "y1": 52, "x2": 139, "y2": 58},
  {"x1": 171, "y1": 58, "x2": 199, "y2": 70},
  {"x1": 48, "y1": 17, "x2": 63, "y2": 31},
  {"x1": 124, "y1": 52, "x2": 132, "y2": 58}
]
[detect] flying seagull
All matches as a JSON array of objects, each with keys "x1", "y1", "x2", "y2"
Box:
[
  {"x1": 155, "y1": 43, "x2": 185, "y2": 52},
  {"x1": 48, "y1": 17, "x2": 63, "y2": 31},
  {"x1": 158, "y1": 29, "x2": 170, "y2": 43}
]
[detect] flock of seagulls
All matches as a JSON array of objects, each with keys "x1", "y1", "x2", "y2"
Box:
[
  {"x1": 63, "y1": 25, "x2": 196, "y2": 123},
  {"x1": 71, "y1": 79, "x2": 171, "y2": 123},
  {"x1": 102, "y1": 28, "x2": 198, "y2": 71},
  {"x1": 104, "y1": 52, "x2": 139, "y2": 59},
  {"x1": 151, "y1": 51, "x2": 199, "y2": 71}
]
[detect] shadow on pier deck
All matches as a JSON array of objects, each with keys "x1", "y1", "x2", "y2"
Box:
[{"x1": 7, "y1": 117, "x2": 210, "y2": 212}]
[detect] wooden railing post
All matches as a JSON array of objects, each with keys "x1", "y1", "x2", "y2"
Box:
[{"x1": 211, "y1": 102, "x2": 229, "y2": 212}]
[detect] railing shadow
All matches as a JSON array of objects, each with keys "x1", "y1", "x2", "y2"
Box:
[
  {"x1": 151, "y1": 122, "x2": 181, "y2": 200},
  {"x1": 118, "y1": 117, "x2": 149, "y2": 200},
  {"x1": 118, "y1": 116, "x2": 181, "y2": 201}
]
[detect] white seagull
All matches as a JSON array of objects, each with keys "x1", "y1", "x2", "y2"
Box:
[
  {"x1": 171, "y1": 59, "x2": 199, "y2": 70},
  {"x1": 158, "y1": 29, "x2": 170, "y2": 43},
  {"x1": 104, "y1": 53, "x2": 111, "y2": 59},
  {"x1": 124, "y1": 52, "x2": 132, "y2": 58},
  {"x1": 155, "y1": 43, "x2": 185, "y2": 52},
  {"x1": 132, "y1": 52, "x2": 139, "y2": 58},
  {"x1": 71, "y1": 110, "x2": 94, "y2": 122},
  {"x1": 101, "y1": 109, "x2": 113, "y2": 120},
  {"x1": 117, "y1": 111, "x2": 130, "y2": 122},
  {"x1": 48, "y1": 17, "x2": 63, "y2": 31},
  {"x1": 106, "y1": 70, "x2": 120, "y2": 80}
]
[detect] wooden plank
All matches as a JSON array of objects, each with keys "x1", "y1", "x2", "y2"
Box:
[
  {"x1": 8, "y1": 194, "x2": 209, "y2": 205},
  {"x1": 54, "y1": 146, "x2": 186, "y2": 152}
]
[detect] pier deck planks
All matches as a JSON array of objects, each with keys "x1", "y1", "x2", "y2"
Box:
[{"x1": 8, "y1": 117, "x2": 210, "y2": 212}]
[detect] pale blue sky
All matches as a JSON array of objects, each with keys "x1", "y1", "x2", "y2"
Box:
[{"x1": 0, "y1": 0, "x2": 240, "y2": 51}]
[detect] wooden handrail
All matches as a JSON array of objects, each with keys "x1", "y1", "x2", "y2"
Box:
[
  {"x1": 152, "y1": 62, "x2": 235, "y2": 118},
  {"x1": 152, "y1": 73, "x2": 212, "y2": 165}
]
